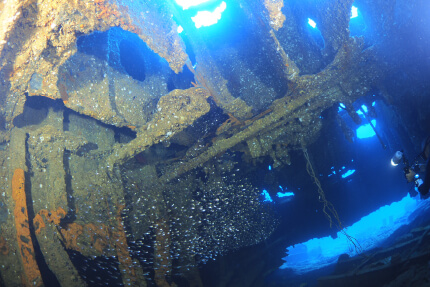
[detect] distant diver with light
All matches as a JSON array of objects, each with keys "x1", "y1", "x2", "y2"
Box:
[{"x1": 392, "y1": 136, "x2": 430, "y2": 197}]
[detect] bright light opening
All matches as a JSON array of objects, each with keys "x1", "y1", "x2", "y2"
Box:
[
  {"x1": 341, "y1": 169, "x2": 356, "y2": 178},
  {"x1": 191, "y1": 1, "x2": 227, "y2": 28},
  {"x1": 261, "y1": 189, "x2": 273, "y2": 202},
  {"x1": 277, "y1": 191, "x2": 294, "y2": 198},
  {"x1": 177, "y1": 25, "x2": 184, "y2": 34},
  {"x1": 308, "y1": 18, "x2": 317, "y2": 28},
  {"x1": 351, "y1": 6, "x2": 358, "y2": 19},
  {"x1": 280, "y1": 194, "x2": 421, "y2": 274},
  {"x1": 175, "y1": 0, "x2": 210, "y2": 10},
  {"x1": 356, "y1": 119, "x2": 377, "y2": 139},
  {"x1": 338, "y1": 103, "x2": 346, "y2": 112},
  {"x1": 391, "y1": 159, "x2": 399, "y2": 166},
  {"x1": 356, "y1": 104, "x2": 368, "y2": 115}
]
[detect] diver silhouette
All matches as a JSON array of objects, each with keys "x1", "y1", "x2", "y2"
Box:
[{"x1": 406, "y1": 136, "x2": 430, "y2": 197}]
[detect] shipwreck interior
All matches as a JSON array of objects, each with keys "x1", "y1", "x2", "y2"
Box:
[{"x1": 0, "y1": 0, "x2": 430, "y2": 286}]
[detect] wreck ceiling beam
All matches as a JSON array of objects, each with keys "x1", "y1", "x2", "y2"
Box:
[
  {"x1": 106, "y1": 87, "x2": 211, "y2": 170},
  {"x1": 160, "y1": 37, "x2": 381, "y2": 183}
]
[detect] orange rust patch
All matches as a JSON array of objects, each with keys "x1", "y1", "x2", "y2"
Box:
[
  {"x1": 93, "y1": 0, "x2": 139, "y2": 34},
  {"x1": 95, "y1": 0, "x2": 119, "y2": 20},
  {"x1": 85, "y1": 223, "x2": 110, "y2": 253},
  {"x1": 33, "y1": 207, "x2": 66, "y2": 236},
  {"x1": 60, "y1": 223, "x2": 83, "y2": 251},
  {"x1": 60, "y1": 222, "x2": 110, "y2": 254},
  {"x1": 12, "y1": 168, "x2": 43, "y2": 287},
  {"x1": 39, "y1": 207, "x2": 66, "y2": 225},
  {"x1": 33, "y1": 214, "x2": 46, "y2": 235}
]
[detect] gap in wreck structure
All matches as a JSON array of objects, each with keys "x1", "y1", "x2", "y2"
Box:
[
  {"x1": 306, "y1": 18, "x2": 325, "y2": 49},
  {"x1": 62, "y1": 149, "x2": 75, "y2": 223},
  {"x1": 76, "y1": 26, "x2": 194, "y2": 92},
  {"x1": 176, "y1": 26, "x2": 197, "y2": 65},
  {"x1": 208, "y1": 1, "x2": 289, "y2": 113},
  {"x1": 63, "y1": 108, "x2": 137, "y2": 144},
  {"x1": 349, "y1": 4, "x2": 368, "y2": 39},
  {"x1": 12, "y1": 96, "x2": 61, "y2": 128},
  {"x1": 14, "y1": 95, "x2": 137, "y2": 142},
  {"x1": 274, "y1": 0, "x2": 341, "y2": 75}
]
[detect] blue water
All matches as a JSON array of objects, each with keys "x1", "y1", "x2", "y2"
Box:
[{"x1": 281, "y1": 193, "x2": 423, "y2": 274}]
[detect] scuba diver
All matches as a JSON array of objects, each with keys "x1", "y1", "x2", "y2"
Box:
[{"x1": 405, "y1": 136, "x2": 430, "y2": 196}]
